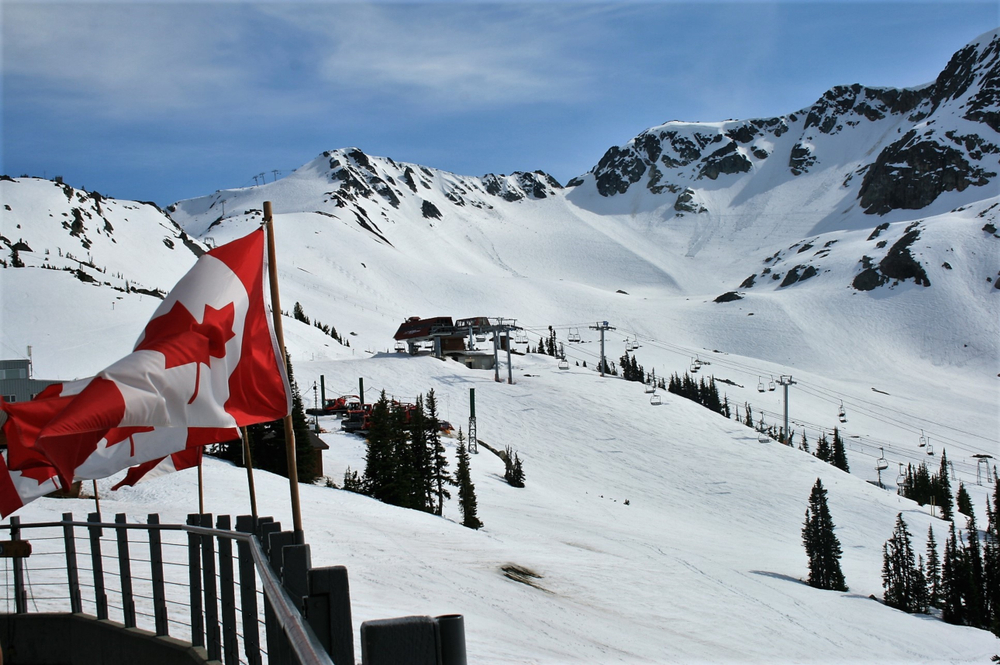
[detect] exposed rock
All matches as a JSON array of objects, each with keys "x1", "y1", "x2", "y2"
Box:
[
  {"x1": 789, "y1": 143, "x2": 817, "y2": 176},
  {"x1": 879, "y1": 229, "x2": 931, "y2": 286},
  {"x1": 421, "y1": 200, "x2": 441, "y2": 219},
  {"x1": 674, "y1": 188, "x2": 707, "y2": 214},
  {"x1": 739, "y1": 274, "x2": 757, "y2": 289},
  {"x1": 858, "y1": 130, "x2": 996, "y2": 215},
  {"x1": 698, "y1": 142, "x2": 752, "y2": 180},
  {"x1": 594, "y1": 146, "x2": 646, "y2": 196},
  {"x1": 867, "y1": 223, "x2": 890, "y2": 241},
  {"x1": 714, "y1": 291, "x2": 744, "y2": 303}
]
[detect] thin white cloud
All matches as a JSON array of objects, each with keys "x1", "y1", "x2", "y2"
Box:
[
  {"x1": 3, "y1": 3, "x2": 256, "y2": 116},
  {"x1": 265, "y1": 4, "x2": 601, "y2": 109}
]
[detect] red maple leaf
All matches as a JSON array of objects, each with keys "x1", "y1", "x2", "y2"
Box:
[{"x1": 135, "y1": 301, "x2": 237, "y2": 404}]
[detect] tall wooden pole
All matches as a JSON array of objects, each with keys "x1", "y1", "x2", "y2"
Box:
[
  {"x1": 241, "y1": 427, "x2": 258, "y2": 520},
  {"x1": 263, "y1": 201, "x2": 304, "y2": 541},
  {"x1": 92, "y1": 480, "x2": 101, "y2": 518}
]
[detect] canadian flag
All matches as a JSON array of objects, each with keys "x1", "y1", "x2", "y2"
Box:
[
  {"x1": 0, "y1": 228, "x2": 289, "y2": 516},
  {"x1": 112, "y1": 446, "x2": 205, "y2": 491}
]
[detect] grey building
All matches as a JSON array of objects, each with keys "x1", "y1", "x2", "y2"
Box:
[{"x1": 0, "y1": 359, "x2": 59, "y2": 403}]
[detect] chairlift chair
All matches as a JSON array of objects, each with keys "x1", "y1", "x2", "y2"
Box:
[
  {"x1": 644, "y1": 383, "x2": 656, "y2": 394},
  {"x1": 896, "y1": 463, "x2": 906, "y2": 487},
  {"x1": 757, "y1": 431, "x2": 770, "y2": 444},
  {"x1": 650, "y1": 394, "x2": 662, "y2": 405},
  {"x1": 876, "y1": 447, "x2": 888, "y2": 472},
  {"x1": 757, "y1": 377, "x2": 765, "y2": 393},
  {"x1": 925, "y1": 440, "x2": 934, "y2": 455},
  {"x1": 558, "y1": 359, "x2": 569, "y2": 370},
  {"x1": 768, "y1": 376, "x2": 776, "y2": 392},
  {"x1": 690, "y1": 357, "x2": 701, "y2": 373},
  {"x1": 838, "y1": 401, "x2": 847, "y2": 423},
  {"x1": 568, "y1": 329, "x2": 581, "y2": 343},
  {"x1": 394, "y1": 340, "x2": 406, "y2": 353},
  {"x1": 515, "y1": 330, "x2": 528, "y2": 344},
  {"x1": 918, "y1": 429, "x2": 927, "y2": 448}
]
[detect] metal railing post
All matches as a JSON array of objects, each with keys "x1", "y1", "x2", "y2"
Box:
[
  {"x1": 236, "y1": 515, "x2": 262, "y2": 665},
  {"x1": 187, "y1": 513, "x2": 205, "y2": 647},
  {"x1": 115, "y1": 513, "x2": 137, "y2": 628},
  {"x1": 148, "y1": 513, "x2": 169, "y2": 636},
  {"x1": 200, "y1": 513, "x2": 222, "y2": 662},
  {"x1": 62, "y1": 512, "x2": 82, "y2": 614},
  {"x1": 10, "y1": 516, "x2": 26, "y2": 614},
  {"x1": 216, "y1": 515, "x2": 239, "y2": 665},
  {"x1": 87, "y1": 512, "x2": 108, "y2": 620}
]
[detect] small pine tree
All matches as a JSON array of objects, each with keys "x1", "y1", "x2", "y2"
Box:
[
  {"x1": 956, "y1": 482, "x2": 974, "y2": 517},
  {"x1": 426, "y1": 390, "x2": 451, "y2": 516},
  {"x1": 937, "y1": 450, "x2": 954, "y2": 520},
  {"x1": 802, "y1": 479, "x2": 848, "y2": 591},
  {"x1": 882, "y1": 513, "x2": 927, "y2": 613},
  {"x1": 941, "y1": 520, "x2": 965, "y2": 625},
  {"x1": 926, "y1": 525, "x2": 941, "y2": 609},
  {"x1": 799, "y1": 429, "x2": 810, "y2": 454},
  {"x1": 831, "y1": 427, "x2": 849, "y2": 472},
  {"x1": 503, "y1": 446, "x2": 525, "y2": 488},
  {"x1": 985, "y1": 474, "x2": 999, "y2": 636},
  {"x1": 455, "y1": 429, "x2": 482, "y2": 529},
  {"x1": 292, "y1": 301, "x2": 310, "y2": 324},
  {"x1": 815, "y1": 432, "x2": 832, "y2": 464}
]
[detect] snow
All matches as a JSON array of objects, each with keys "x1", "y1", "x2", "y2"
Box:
[{"x1": 2, "y1": 29, "x2": 999, "y2": 662}]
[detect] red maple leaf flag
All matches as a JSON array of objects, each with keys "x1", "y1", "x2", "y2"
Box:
[
  {"x1": 111, "y1": 446, "x2": 204, "y2": 491},
  {"x1": 0, "y1": 228, "x2": 290, "y2": 500}
]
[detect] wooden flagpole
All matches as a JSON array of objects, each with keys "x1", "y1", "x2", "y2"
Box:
[
  {"x1": 241, "y1": 426, "x2": 258, "y2": 520},
  {"x1": 263, "y1": 201, "x2": 304, "y2": 541}
]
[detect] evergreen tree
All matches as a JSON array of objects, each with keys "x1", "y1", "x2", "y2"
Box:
[
  {"x1": 426, "y1": 390, "x2": 451, "y2": 516},
  {"x1": 963, "y1": 511, "x2": 986, "y2": 627},
  {"x1": 985, "y1": 474, "x2": 1000, "y2": 636},
  {"x1": 799, "y1": 430, "x2": 810, "y2": 454},
  {"x1": 831, "y1": 427, "x2": 850, "y2": 472},
  {"x1": 503, "y1": 446, "x2": 525, "y2": 488},
  {"x1": 363, "y1": 392, "x2": 394, "y2": 501},
  {"x1": 743, "y1": 403, "x2": 754, "y2": 428},
  {"x1": 408, "y1": 395, "x2": 434, "y2": 512},
  {"x1": 956, "y1": 481, "x2": 974, "y2": 517},
  {"x1": 815, "y1": 432, "x2": 832, "y2": 464},
  {"x1": 937, "y1": 450, "x2": 954, "y2": 520},
  {"x1": 287, "y1": 355, "x2": 318, "y2": 483},
  {"x1": 801, "y1": 479, "x2": 848, "y2": 591},
  {"x1": 882, "y1": 513, "x2": 927, "y2": 613},
  {"x1": 941, "y1": 521, "x2": 965, "y2": 625},
  {"x1": 292, "y1": 301, "x2": 310, "y2": 324},
  {"x1": 455, "y1": 429, "x2": 482, "y2": 529},
  {"x1": 926, "y1": 525, "x2": 941, "y2": 609}
]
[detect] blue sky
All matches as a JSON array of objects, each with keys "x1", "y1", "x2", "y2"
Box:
[{"x1": 2, "y1": 1, "x2": 997, "y2": 206}]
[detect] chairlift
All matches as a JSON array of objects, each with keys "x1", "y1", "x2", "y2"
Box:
[
  {"x1": 925, "y1": 439, "x2": 934, "y2": 455},
  {"x1": 757, "y1": 431, "x2": 770, "y2": 444},
  {"x1": 768, "y1": 376, "x2": 776, "y2": 392},
  {"x1": 644, "y1": 383, "x2": 656, "y2": 394},
  {"x1": 838, "y1": 401, "x2": 847, "y2": 423},
  {"x1": 649, "y1": 394, "x2": 662, "y2": 406},
  {"x1": 558, "y1": 359, "x2": 569, "y2": 370},
  {"x1": 515, "y1": 330, "x2": 528, "y2": 344},
  {"x1": 918, "y1": 429, "x2": 927, "y2": 448},
  {"x1": 876, "y1": 447, "x2": 888, "y2": 472},
  {"x1": 896, "y1": 463, "x2": 906, "y2": 486},
  {"x1": 568, "y1": 328, "x2": 581, "y2": 343},
  {"x1": 394, "y1": 340, "x2": 406, "y2": 352},
  {"x1": 690, "y1": 357, "x2": 702, "y2": 373},
  {"x1": 757, "y1": 377, "x2": 765, "y2": 393},
  {"x1": 475, "y1": 334, "x2": 487, "y2": 343}
]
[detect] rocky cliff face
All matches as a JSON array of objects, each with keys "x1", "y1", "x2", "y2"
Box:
[{"x1": 572, "y1": 30, "x2": 999, "y2": 220}]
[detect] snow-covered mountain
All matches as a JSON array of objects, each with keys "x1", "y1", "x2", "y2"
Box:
[{"x1": 1, "y1": 28, "x2": 998, "y2": 664}]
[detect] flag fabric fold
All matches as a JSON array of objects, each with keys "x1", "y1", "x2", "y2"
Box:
[{"x1": 0, "y1": 228, "x2": 289, "y2": 516}]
